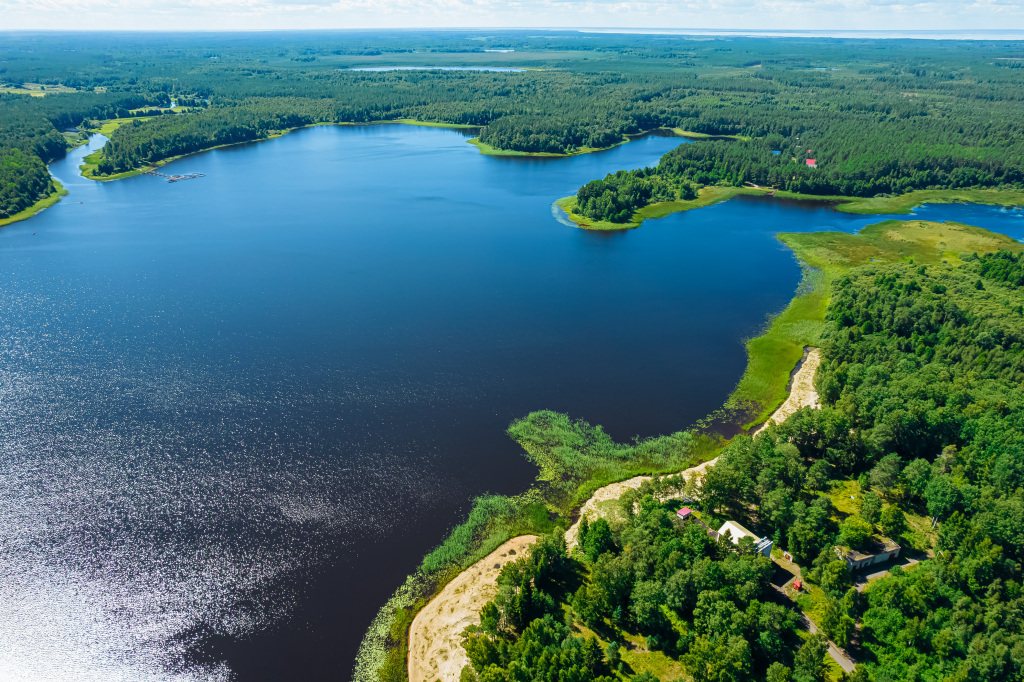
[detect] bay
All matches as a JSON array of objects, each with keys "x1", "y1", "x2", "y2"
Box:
[{"x1": 1, "y1": 124, "x2": 1022, "y2": 680}]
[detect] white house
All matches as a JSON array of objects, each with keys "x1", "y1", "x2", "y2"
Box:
[{"x1": 717, "y1": 520, "x2": 773, "y2": 558}]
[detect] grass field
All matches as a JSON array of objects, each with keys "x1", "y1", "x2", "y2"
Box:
[
  {"x1": 832, "y1": 188, "x2": 1024, "y2": 215},
  {"x1": 0, "y1": 82, "x2": 77, "y2": 96},
  {"x1": 0, "y1": 179, "x2": 67, "y2": 228},
  {"x1": 669, "y1": 127, "x2": 751, "y2": 142},
  {"x1": 395, "y1": 119, "x2": 480, "y2": 130},
  {"x1": 88, "y1": 116, "x2": 154, "y2": 137}
]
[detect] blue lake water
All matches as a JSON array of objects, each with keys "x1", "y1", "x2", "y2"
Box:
[{"x1": 1, "y1": 125, "x2": 1022, "y2": 681}]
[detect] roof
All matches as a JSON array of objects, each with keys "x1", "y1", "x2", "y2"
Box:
[
  {"x1": 839, "y1": 537, "x2": 901, "y2": 562},
  {"x1": 717, "y1": 520, "x2": 760, "y2": 544},
  {"x1": 676, "y1": 507, "x2": 693, "y2": 517},
  {"x1": 806, "y1": 159, "x2": 817, "y2": 166}
]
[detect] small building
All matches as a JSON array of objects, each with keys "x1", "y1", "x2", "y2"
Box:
[
  {"x1": 771, "y1": 150, "x2": 781, "y2": 156},
  {"x1": 806, "y1": 159, "x2": 817, "y2": 168},
  {"x1": 676, "y1": 507, "x2": 693, "y2": 521},
  {"x1": 717, "y1": 520, "x2": 773, "y2": 558},
  {"x1": 835, "y1": 538, "x2": 901, "y2": 571},
  {"x1": 792, "y1": 580, "x2": 803, "y2": 591}
]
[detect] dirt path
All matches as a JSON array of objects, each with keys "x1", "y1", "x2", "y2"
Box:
[
  {"x1": 408, "y1": 535, "x2": 539, "y2": 682},
  {"x1": 410, "y1": 350, "x2": 823, "y2": 680},
  {"x1": 564, "y1": 456, "x2": 719, "y2": 551},
  {"x1": 755, "y1": 347, "x2": 821, "y2": 435}
]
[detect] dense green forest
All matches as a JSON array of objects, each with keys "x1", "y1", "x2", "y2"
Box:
[
  {"x1": 0, "y1": 90, "x2": 166, "y2": 216},
  {"x1": 454, "y1": 238, "x2": 1024, "y2": 681},
  {"x1": 4, "y1": 31, "x2": 1024, "y2": 216}
]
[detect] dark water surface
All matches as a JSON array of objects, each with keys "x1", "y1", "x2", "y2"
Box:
[{"x1": 2, "y1": 125, "x2": 1023, "y2": 681}]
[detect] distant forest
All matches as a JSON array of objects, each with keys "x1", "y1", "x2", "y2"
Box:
[{"x1": 3, "y1": 32, "x2": 1024, "y2": 217}]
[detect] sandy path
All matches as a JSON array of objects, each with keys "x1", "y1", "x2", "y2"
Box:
[
  {"x1": 408, "y1": 535, "x2": 539, "y2": 682},
  {"x1": 409, "y1": 350, "x2": 822, "y2": 680},
  {"x1": 754, "y1": 347, "x2": 821, "y2": 435},
  {"x1": 566, "y1": 347, "x2": 821, "y2": 550},
  {"x1": 564, "y1": 456, "x2": 719, "y2": 551}
]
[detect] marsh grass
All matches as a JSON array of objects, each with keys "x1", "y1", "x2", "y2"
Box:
[{"x1": 728, "y1": 219, "x2": 1024, "y2": 430}]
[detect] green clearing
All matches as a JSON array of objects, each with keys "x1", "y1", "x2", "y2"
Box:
[
  {"x1": 0, "y1": 82, "x2": 78, "y2": 96},
  {"x1": 669, "y1": 127, "x2": 751, "y2": 142},
  {"x1": 831, "y1": 187, "x2": 1024, "y2": 215},
  {"x1": 394, "y1": 118, "x2": 480, "y2": 130},
  {"x1": 88, "y1": 116, "x2": 153, "y2": 137},
  {"x1": 0, "y1": 178, "x2": 68, "y2": 228},
  {"x1": 757, "y1": 187, "x2": 1024, "y2": 215}
]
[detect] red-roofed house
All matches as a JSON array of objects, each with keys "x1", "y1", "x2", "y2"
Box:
[
  {"x1": 676, "y1": 507, "x2": 693, "y2": 520},
  {"x1": 806, "y1": 159, "x2": 817, "y2": 168}
]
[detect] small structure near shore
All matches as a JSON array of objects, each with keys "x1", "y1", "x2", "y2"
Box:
[
  {"x1": 717, "y1": 520, "x2": 774, "y2": 558},
  {"x1": 835, "y1": 538, "x2": 901, "y2": 570}
]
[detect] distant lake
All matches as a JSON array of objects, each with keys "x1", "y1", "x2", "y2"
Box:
[
  {"x1": 346, "y1": 66, "x2": 526, "y2": 72},
  {"x1": 1, "y1": 124, "x2": 1023, "y2": 681}
]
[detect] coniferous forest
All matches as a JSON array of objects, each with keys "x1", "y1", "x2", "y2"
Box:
[{"x1": 3, "y1": 32, "x2": 1024, "y2": 217}]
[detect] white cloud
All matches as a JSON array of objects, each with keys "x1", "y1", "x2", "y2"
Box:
[{"x1": 1, "y1": 0, "x2": 1022, "y2": 30}]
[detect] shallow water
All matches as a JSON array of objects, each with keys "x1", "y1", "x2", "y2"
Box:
[{"x1": 1, "y1": 125, "x2": 1023, "y2": 681}]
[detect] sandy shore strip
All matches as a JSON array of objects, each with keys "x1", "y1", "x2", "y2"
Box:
[
  {"x1": 409, "y1": 349, "x2": 823, "y2": 680},
  {"x1": 567, "y1": 347, "x2": 822, "y2": 550},
  {"x1": 754, "y1": 347, "x2": 821, "y2": 435},
  {"x1": 564, "y1": 456, "x2": 719, "y2": 551},
  {"x1": 408, "y1": 535, "x2": 539, "y2": 682}
]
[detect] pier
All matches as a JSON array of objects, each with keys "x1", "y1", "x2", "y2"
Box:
[{"x1": 143, "y1": 169, "x2": 206, "y2": 183}]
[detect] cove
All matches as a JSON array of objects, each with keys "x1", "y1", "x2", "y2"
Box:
[{"x1": 1, "y1": 124, "x2": 1023, "y2": 681}]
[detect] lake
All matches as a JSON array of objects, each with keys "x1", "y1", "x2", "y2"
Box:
[{"x1": 1, "y1": 124, "x2": 1022, "y2": 681}]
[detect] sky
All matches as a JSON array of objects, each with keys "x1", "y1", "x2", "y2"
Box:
[{"x1": 2, "y1": 0, "x2": 1024, "y2": 33}]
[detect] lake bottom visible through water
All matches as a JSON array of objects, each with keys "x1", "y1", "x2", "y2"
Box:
[{"x1": 0, "y1": 125, "x2": 1022, "y2": 681}]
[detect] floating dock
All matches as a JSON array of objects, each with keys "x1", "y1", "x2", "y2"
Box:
[{"x1": 143, "y1": 170, "x2": 206, "y2": 183}]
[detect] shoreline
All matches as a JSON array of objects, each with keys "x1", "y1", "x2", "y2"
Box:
[
  {"x1": 78, "y1": 119, "x2": 485, "y2": 182},
  {"x1": 408, "y1": 346, "x2": 825, "y2": 681},
  {"x1": 556, "y1": 186, "x2": 1024, "y2": 232},
  {"x1": 0, "y1": 179, "x2": 68, "y2": 229},
  {"x1": 407, "y1": 535, "x2": 539, "y2": 682},
  {"x1": 79, "y1": 119, "x2": 673, "y2": 183}
]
